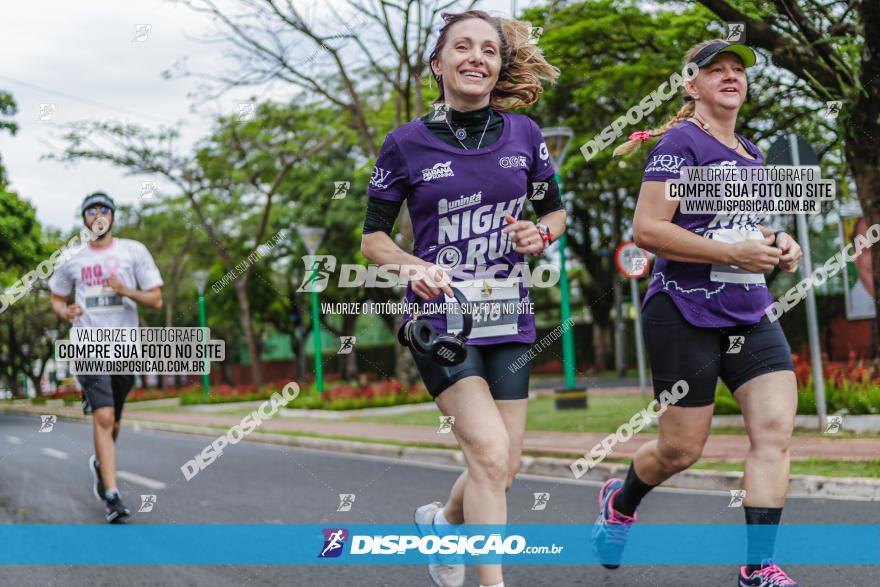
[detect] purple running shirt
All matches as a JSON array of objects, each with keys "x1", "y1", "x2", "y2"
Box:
[
  {"x1": 367, "y1": 111, "x2": 555, "y2": 345},
  {"x1": 641, "y1": 120, "x2": 772, "y2": 327}
]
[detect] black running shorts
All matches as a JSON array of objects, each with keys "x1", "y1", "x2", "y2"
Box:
[
  {"x1": 410, "y1": 342, "x2": 532, "y2": 400},
  {"x1": 76, "y1": 374, "x2": 136, "y2": 421},
  {"x1": 643, "y1": 293, "x2": 794, "y2": 407}
]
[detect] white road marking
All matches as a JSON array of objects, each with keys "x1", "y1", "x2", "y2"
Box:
[
  {"x1": 41, "y1": 447, "x2": 69, "y2": 460},
  {"x1": 6, "y1": 435, "x2": 22, "y2": 445},
  {"x1": 117, "y1": 470, "x2": 167, "y2": 490}
]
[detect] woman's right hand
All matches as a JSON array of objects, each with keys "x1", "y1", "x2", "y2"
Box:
[
  {"x1": 410, "y1": 264, "x2": 454, "y2": 300},
  {"x1": 729, "y1": 236, "x2": 781, "y2": 273}
]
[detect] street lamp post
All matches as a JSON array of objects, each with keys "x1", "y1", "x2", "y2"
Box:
[
  {"x1": 297, "y1": 226, "x2": 326, "y2": 393},
  {"x1": 191, "y1": 271, "x2": 210, "y2": 396},
  {"x1": 541, "y1": 127, "x2": 581, "y2": 395}
]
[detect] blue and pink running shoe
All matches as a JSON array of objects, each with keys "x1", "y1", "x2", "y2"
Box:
[
  {"x1": 591, "y1": 478, "x2": 636, "y2": 569},
  {"x1": 739, "y1": 560, "x2": 799, "y2": 586}
]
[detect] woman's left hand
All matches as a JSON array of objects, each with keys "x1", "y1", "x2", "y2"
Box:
[
  {"x1": 776, "y1": 232, "x2": 802, "y2": 272},
  {"x1": 502, "y1": 214, "x2": 545, "y2": 255}
]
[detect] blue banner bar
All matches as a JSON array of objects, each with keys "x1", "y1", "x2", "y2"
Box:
[{"x1": 1, "y1": 524, "x2": 878, "y2": 565}]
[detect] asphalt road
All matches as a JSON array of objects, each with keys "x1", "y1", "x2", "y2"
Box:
[{"x1": 0, "y1": 412, "x2": 877, "y2": 586}]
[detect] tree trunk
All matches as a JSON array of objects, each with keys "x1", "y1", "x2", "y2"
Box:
[
  {"x1": 233, "y1": 280, "x2": 263, "y2": 386},
  {"x1": 845, "y1": 82, "x2": 880, "y2": 358},
  {"x1": 592, "y1": 321, "x2": 613, "y2": 371}
]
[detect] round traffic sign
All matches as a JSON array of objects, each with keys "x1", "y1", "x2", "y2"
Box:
[{"x1": 615, "y1": 241, "x2": 650, "y2": 278}]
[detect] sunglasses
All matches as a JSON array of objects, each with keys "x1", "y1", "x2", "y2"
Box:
[{"x1": 85, "y1": 207, "x2": 111, "y2": 216}]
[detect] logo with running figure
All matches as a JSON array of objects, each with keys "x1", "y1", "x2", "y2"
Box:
[
  {"x1": 437, "y1": 415, "x2": 455, "y2": 433},
  {"x1": 337, "y1": 336, "x2": 355, "y2": 355},
  {"x1": 527, "y1": 27, "x2": 543, "y2": 44},
  {"x1": 39, "y1": 415, "x2": 57, "y2": 433},
  {"x1": 421, "y1": 161, "x2": 454, "y2": 182},
  {"x1": 725, "y1": 22, "x2": 746, "y2": 43},
  {"x1": 429, "y1": 103, "x2": 450, "y2": 123},
  {"x1": 531, "y1": 492, "x2": 550, "y2": 511},
  {"x1": 318, "y1": 528, "x2": 349, "y2": 558},
  {"x1": 331, "y1": 181, "x2": 350, "y2": 200},
  {"x1": 824, "y1": 101, "x2": 842, "y2": 120},
  {"x1": 824, "y1": 415, "x2": 843, "y2": 434},
  {"x1": 726, "y1": 335, "x2": 745, "y2": 354},
  {"x1": 297, "y1": 256, "x2": 337, "y2": 292},
  {"x1": 337, "y1": 494, "x2": 356, "y2": 512},
  {"x1": 138, "y1": 495, "x2": 157, "y2": 513},
  {"x1": 728, "y1": 489, "x2": 746, "y2": 508},
  {"x1": 531, "y1": 182, "x2": 548, "y2": 201}
]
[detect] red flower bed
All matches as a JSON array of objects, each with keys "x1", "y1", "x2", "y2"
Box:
[
  {"x1": 791, "y1": 352, "x2": 879, "y2": 387},
  {"x1": 321, "y1": 379, "x2": 420, "y2": 402}
]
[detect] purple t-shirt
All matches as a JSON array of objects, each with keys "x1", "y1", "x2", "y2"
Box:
[
  {"x1": 642, "y1": 120, "x2": 772, "y2": 327},
  {"x1": 367, "y1": 111, "x2": 555, "y2": 345}
]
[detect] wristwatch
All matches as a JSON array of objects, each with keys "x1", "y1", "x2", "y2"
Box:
[{"x1": 536, "y1": 223, "x2": 554, "y2": 244}]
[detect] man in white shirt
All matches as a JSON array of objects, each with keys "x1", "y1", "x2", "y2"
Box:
[{"x1": 49, "y1": 192, "x2": 163, "y2": 522}]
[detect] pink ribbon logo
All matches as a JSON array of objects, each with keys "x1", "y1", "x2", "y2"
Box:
[{"x1": 104, "y1": 256, "x2": 121, "y2": 277}]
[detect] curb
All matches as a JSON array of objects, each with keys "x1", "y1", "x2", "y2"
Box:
[{"x1": 4, "y1": 406, "x2": 876, "y2": 500}]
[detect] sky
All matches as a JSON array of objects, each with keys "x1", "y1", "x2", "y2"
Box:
[{"x1": 0, "y1": 0, "x2": 533, "y2": 232}]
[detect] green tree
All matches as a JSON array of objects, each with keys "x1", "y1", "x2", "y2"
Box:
[
  {"x1": 528, "y1": 0, "x2": 843, "y2": 368},
  {"x1": 692, "y1": 0, "x2": 880, "y2": 354}
]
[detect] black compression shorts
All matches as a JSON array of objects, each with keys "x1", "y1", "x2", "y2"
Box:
[
  {"x1": 410, "y1": 342, "x2": 532, "y2": 400},
  {"x1": 643, "y1": 293, "x2": 794, "y2": 407},
  {"x1": 76, "y1": 374, "x2": 136, "y2": 421}
]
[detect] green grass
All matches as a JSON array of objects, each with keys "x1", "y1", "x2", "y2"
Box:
[
  {"x1": 530, "y1": 368, "x2": 642, "y2": 381},
  {"x1": 157, "y1": 421, "x2": 880, "y2": 479},
  {"x1": 346, "y1": 394, "x2": 654, "y2": 433},
  {"x1": 344, "y1": 395, "x2": 880, "y2": 438}
]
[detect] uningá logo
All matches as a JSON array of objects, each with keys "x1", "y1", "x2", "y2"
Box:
[{"x1": 318, "y1": 528, "x2": 348, "y2": 558}]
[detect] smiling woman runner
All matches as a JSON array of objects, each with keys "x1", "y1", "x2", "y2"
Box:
[
  {"x1": 592, "y1": 40, "x2": 804, "y2": 587},
  {"x1": 361, "y1": 10, "x2": 563, "y2": 587}
]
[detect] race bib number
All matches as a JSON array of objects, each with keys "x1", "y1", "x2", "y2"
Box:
[
  {"x1": 709, "y1": 228, "x2": 766, "y2": 285},
  {"x1": 82, "y1": 284, "x2": 124, "y2": 314},
  {"x1": 445, "y1": 280, "x2": 522, "y2": 339}
]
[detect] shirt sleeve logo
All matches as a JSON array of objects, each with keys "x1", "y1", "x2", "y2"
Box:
[
  {"x1": 370, "y1": 166, "x2": 391, "y2": 189},
  {"x1": 538, "y1": 142, "x2": 549, "y2": 161},
  {"x1": 645, "y1": 154, "x2": 685, "y2": 175}
]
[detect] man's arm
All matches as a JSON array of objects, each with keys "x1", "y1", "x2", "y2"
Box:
[
  {"x1": 50, "y1": 292, "x2": 83, "y2": 324},
  {"x1": 106, "y1": 276, "x2": 163, "y2": 310}
]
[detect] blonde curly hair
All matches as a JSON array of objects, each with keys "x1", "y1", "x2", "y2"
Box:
[{"x1": 429, "y1": 10, "x2": 560, "y2": 112}]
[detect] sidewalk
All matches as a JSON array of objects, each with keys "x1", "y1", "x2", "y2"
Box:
[
  {"x1": 124, "y1": 410, "x2": 880, "y2": 461},
  {"x1": 13, "y1": 402, "x2": 874, "y2": 462},
  {"x1": 5, "y1": 402, "x2": 879, "y2": 498}
]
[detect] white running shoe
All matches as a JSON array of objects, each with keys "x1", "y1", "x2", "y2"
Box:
[{"x1": 414, "y1": 502, "x2": 465, "y2": 587}]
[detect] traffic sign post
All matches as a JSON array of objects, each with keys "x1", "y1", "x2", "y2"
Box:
[
  {"x1": 615, "y1": 241, "x2": 650, "y2": 399},
  {"x1": 766, "y1": 135, "x2": 827, "y2": 430},
  {"x1": 542, "y1": 127, "x2": 587, "y2": 410}
]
